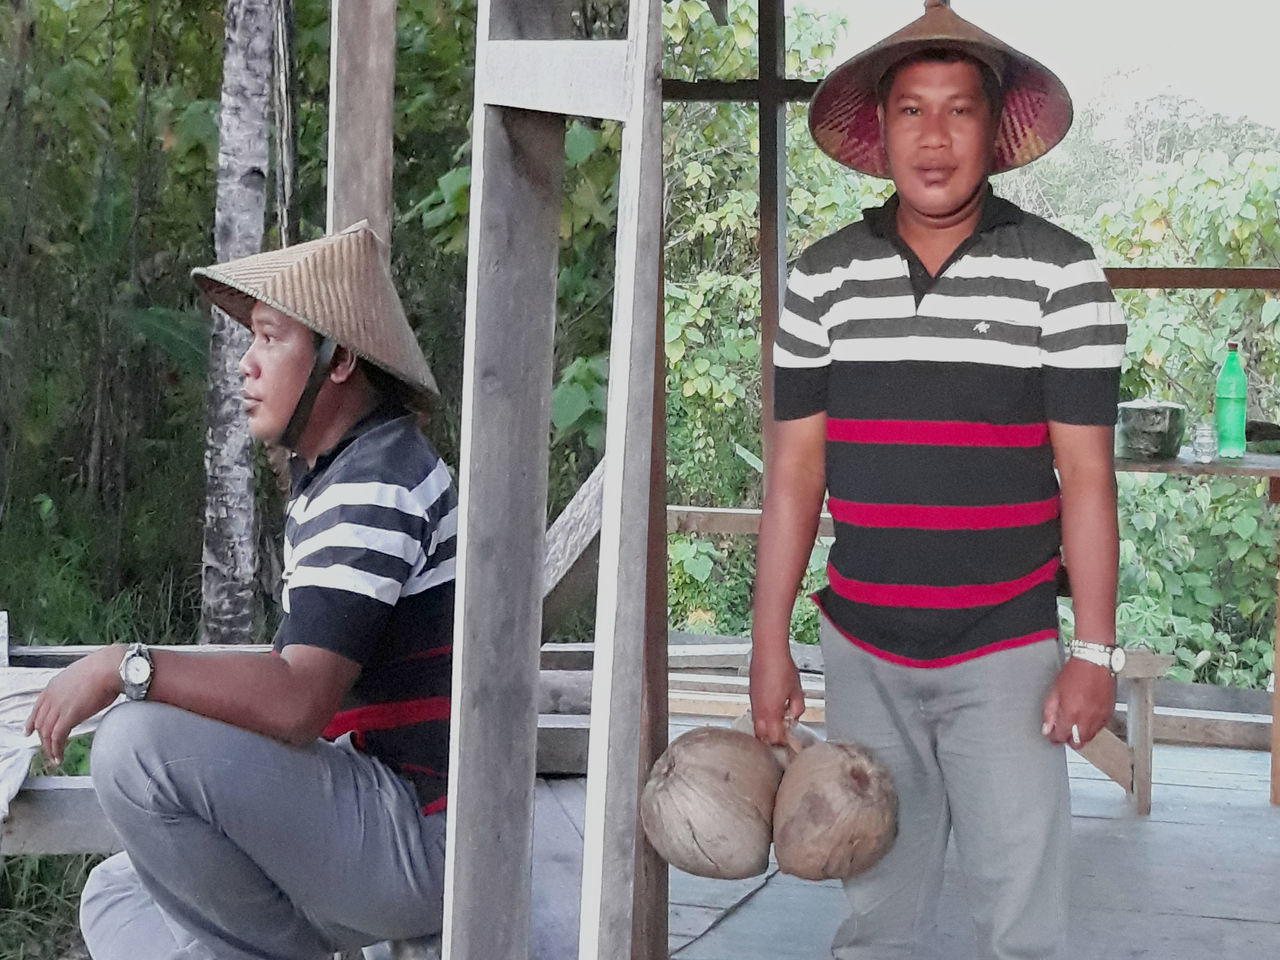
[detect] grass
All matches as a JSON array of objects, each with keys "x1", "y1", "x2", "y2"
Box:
[{"x1": 0, "y1": 854, "x2": 100, "y2": 959}]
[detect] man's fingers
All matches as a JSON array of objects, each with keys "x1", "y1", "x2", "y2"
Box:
[{"x1": 1040, "y1": 688, "x2": 1059, "y2": 738}]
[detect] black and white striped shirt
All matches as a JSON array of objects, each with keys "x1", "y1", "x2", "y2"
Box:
[
  {"x1": 775, "y1": 191, "x2": 1125, "y2": 665},
  {"x1": 276, "y1": 407, "x2": 456, "y2": 812}
]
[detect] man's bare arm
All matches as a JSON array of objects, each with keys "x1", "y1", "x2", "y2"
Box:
[
  {"x1": 26, "y1": 643, "x2": 359, "y2": 763},
  {"x1": 1042, "y1": 420, "x2": 1118, "y2": 746},
  {"x1": 750, "y1": 412, "x2": 827, "y2": 745}
]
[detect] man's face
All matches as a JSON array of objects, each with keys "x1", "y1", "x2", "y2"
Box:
[
  {"x1": 879, "y1": 58, "x2": 998, "y2": 221},
  {"x1": 238, "y1": 302, "x2": 315, "y2": 443}
]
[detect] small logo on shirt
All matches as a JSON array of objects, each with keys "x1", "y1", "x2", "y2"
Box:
[{"x1": 973, "y1": 321, "x2": 991, "y2": 334}]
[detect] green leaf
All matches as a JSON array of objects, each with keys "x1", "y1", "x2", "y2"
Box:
[
  {"x1": 1193, "y1": 586, "x2": 1223, "y2": 607},
  {"x1": 1192, "y1": 648, "x2": 1213, "y2": 669},
  {"x1": 119, "y1": 307, "x2": 208, "y2": 373},
  {"x1": 732, "y1": 21, "x2": 754, "y2": 50},
  {"x1": 1262, "y1": 299, "x2": 1280, "y2": 327},
  {"x1": 1166, "y1": 665, "x2": 1194, "y2": 684},
  {"x1": 564, "y1": 123, "x2": 598, "y2": 167},
  {"x1": 684, "y1": 552, "x2": 713, "y2": 583},
  {"x1": 1231, "y1": 514, "x2": 1258, "y2": 539},
  {"x1": 551, "y1": 382, "x2": 590, "y2": 430}
]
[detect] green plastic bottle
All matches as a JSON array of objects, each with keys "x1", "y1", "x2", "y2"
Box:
[{"x1": 1215, "y1": 341, "x2": 1247, "y2": 458}]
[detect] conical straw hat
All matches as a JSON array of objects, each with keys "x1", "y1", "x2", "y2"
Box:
[
  {"x1": 191, "y1": 221, "x2": 438, "y2": 398},
  {"x1": 809, "y1": 0, "x2": 1072, "y2": 178}
]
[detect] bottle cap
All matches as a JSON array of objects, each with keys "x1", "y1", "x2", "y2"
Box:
[{"x1": 1227, "y1": 340, "x2": 1240, "y2": 350}]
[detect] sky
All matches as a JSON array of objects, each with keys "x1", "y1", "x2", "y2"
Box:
[{"x1": 797, "y1": 0, "x2": 1280, "y2": 130}]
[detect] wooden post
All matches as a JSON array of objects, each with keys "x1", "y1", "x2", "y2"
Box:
[
  {"x1": 756, "y1": 0, "x2": 787, "y2": 467},
  {"x1": 1271, "y1": 478, "x2": 1280, "y2": 805},
  {"x1": 327, "y1": 0, "x2": 396, "y2": 243},
  {"x1": 577, "y1": 1, "x2": 664, "y2": 955},
  {"x1": 630, "y1": 245, "x2": 669, "y2": 960},
  {"x1": 444, "y1": 3, "x2": 578, "y2": 957},
  {"x1": 1127, "y1": 678, "x2": 1156, "y2": 815},
  {"x1": 444, "y1": 106, "x2": 564, "y2": 960}
]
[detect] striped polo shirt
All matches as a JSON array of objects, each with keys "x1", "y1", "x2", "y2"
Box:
[
  {"x1": 276, "y1": 406, "x2": 456, "y2": 813},
  {"x1": 774, "y1": 190, "x2": 1125, "y2": 665}
]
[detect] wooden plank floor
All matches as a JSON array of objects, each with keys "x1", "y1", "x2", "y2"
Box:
[{"x1": 530, "y1": 720, "x2": 1280, "y2": 960}]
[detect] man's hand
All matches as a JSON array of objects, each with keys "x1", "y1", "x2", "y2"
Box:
[
  {"x1": 749, "y1": 649, "x2": 805, "y2": 746},
  {"x1": 24, "y1": 646, "x2": 125, "y2": 765},
  {"x1": 1041, "y1": 656, "x2": 1115, "y2": 747}
]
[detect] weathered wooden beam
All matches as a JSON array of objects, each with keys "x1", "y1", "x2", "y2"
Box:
[
  {"x1": 542, "y1": 458, "x2": 605, "y2": 637},
  {"x1": 757, "y1": 0, "x2": 787, "y2": 469},
  {"x1": 2, "y1": 777, "x2": 120, "y2": 856},
  {"x1": 577, "y1": 1, "x2": 663, "y2": 954},
  {"x1": 445, "y1": 90, "x2": 566, "y2": 960},
  {"x1": 1104, "y1": 267, "x2": 1280, "y2": 290},
  {"x1": 666, "y1": 504, "x2": 835, "y2": 537},
  {"x1": 1127, "y1": 678, "x2": 1156, "y2": 815},
  {"x1": 480, "y1": 40, "x2": 631, "y2": 120},
  {"x1": 327, "y1": 0, "x2": 396, "y2": 243},
  {"x1": 631, "y1": 241, "x2": 669, "y2": 960},
  {"x1": 1077, "y1": 729, "x2": 1133, "y2": 792},
  {"x1": 661, "y1": 78, "x2": 818, "y2": 101}
]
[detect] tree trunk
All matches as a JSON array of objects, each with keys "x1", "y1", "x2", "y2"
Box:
[{"x1": 200, "y1": 0, "x2": 274, "y2": 645}]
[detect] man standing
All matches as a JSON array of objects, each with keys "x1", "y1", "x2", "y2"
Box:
[
  {"x1": 27, "y1": 223, "x2": 455, "y2": 959},
  {"x1": 750, "y1": 3, "x2": 1126, "y2": 958}
]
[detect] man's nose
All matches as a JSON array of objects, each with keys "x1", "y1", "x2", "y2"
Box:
[
  {"x1": 238, "y1": 344, "x2": 256, "y2": 378},
  {"x1": 920, "y1": 109, "x2": 949, "y2": 145}
]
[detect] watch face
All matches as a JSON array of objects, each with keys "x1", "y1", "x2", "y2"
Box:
[
  {"x1": 124, "y1": 656, "x2": 150, "y2": 685},
  {"x1": 1110, "y1": 646, "x2": 1127, "y2": 673}
]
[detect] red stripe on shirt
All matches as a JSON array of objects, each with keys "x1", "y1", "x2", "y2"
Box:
[
  {"x1": 422, "y1": 796, "x2": 448, "y2": 816},
  {"x1": 816, "y1": 602, "x2": 1059, "y2": 667},
  {"x1": 827, "y1": 496, "x2": 1060, "y2": 530},
  {"x1": 323, "y1": 697, "x2": 450, "y2": 739},
  {"x1": 398, "y1": 645, "x2": 452, "y2": 662},
  {"x1": 826, "y1": 557, "x2": 1059, "y2": 609},
  {"x1": 827, "y1": 418, "x2": 1049, "y2": 447}
]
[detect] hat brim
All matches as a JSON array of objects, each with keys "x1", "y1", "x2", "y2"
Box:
[
  {"x1": 190, "y1": 223, "x2": 440, "y2": 401},
  {"x1": 808, "y1": 6, "x2": 1073, "y2": 177}
]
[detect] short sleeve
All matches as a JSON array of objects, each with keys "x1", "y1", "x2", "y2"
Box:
[
  {"x1": 773, "y1": 249, "x2": 831, "y2": 421},
  {"x1": 1039, "y1": 252, "x2": 1126, "y2": 425},
  {"x1": 276, "y1": 459, "x2": 457, "y2": 664}
]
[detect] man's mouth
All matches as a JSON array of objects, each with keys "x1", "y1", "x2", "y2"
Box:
[{"x1": 916, "y1": 165, "x2": 953, "y2": 184}]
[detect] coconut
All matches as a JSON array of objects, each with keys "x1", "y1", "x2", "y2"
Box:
[
  {"x1": 639, "y1": 727, "x2": 783, "y2": 879},
  {"x1": 771, "y1": 740, "x2": 898, "y2": 881}
]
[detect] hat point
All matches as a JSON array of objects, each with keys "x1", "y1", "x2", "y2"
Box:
[{"x1": 925, "y1": 0, "x2": 951, "y2": 9}]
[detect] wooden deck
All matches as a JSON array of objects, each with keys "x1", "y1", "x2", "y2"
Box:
[{"x1": 531, "y1": 720, "x2": 1280, "y2": 959}]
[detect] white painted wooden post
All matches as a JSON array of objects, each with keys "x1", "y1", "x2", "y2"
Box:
[
  {"x1": 577, "y1": 2, "x2": 664, "y2": 957},
  {"x1": 327, "y1": 0, "x2": 396, "y2": 243},
  {"x1": 445, "y1": 1, "x2": 663, "y2": 957}
]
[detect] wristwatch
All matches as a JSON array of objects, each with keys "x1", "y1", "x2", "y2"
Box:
[
  {"x1": 119, "y1": 642, "x2": 153, "y2": 701},
  {"x1": 1067, "y1": 639, "x2": 1126, "y2": 676}
]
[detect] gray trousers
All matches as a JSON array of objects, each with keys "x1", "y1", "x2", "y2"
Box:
[
  {"x1": 819, "y1": 617, "x2": 1070, "y2": 960},
  {"x1": 80, "y1": 702, "x2": 446, "y2": 960}
]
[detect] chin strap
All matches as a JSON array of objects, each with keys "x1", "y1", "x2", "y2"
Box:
[{"x1": 278, "y1": 336, "x2": 338, "y2": 451}]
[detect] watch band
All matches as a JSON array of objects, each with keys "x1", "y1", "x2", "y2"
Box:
[
  {"x1": 119, "y1": 642, "x2": 154, "y2": 701},
  {"x1": 1067, "y1": 639, "x2": 1125, "y2": 676}
]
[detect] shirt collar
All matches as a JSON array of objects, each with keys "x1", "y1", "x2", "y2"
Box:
[
  {"x1": 290, "y1": 402, "x2": 408, "y2": 494},
  {"x1": 864, "y1": 184, "x2": 1020, "y2": 244}
]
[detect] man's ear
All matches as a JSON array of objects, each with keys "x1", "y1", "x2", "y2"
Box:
[{"x1": 328, "y1": 345, "x2": 359, "y2": 384}]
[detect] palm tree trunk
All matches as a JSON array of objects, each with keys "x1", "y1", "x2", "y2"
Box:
[{"x1": 200, "y1": 0, "x2": 274, "y2": 645}]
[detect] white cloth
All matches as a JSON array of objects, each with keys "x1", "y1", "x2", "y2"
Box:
[{"x1": 0, "y1": 668, "x2": 118, "y2": 821}]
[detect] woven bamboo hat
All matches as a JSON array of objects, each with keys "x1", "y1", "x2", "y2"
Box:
[
  {"x1": 191, "y1": 221, "x2": 438, "y2": 398},
  {"x1": 808, "y1": 0, "x2": 1072, "y2": 178}
]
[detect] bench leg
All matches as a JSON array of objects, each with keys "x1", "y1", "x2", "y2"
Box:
[{"x1": 1127, "y1": 678, "x2": 1155, "y2": 815}]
